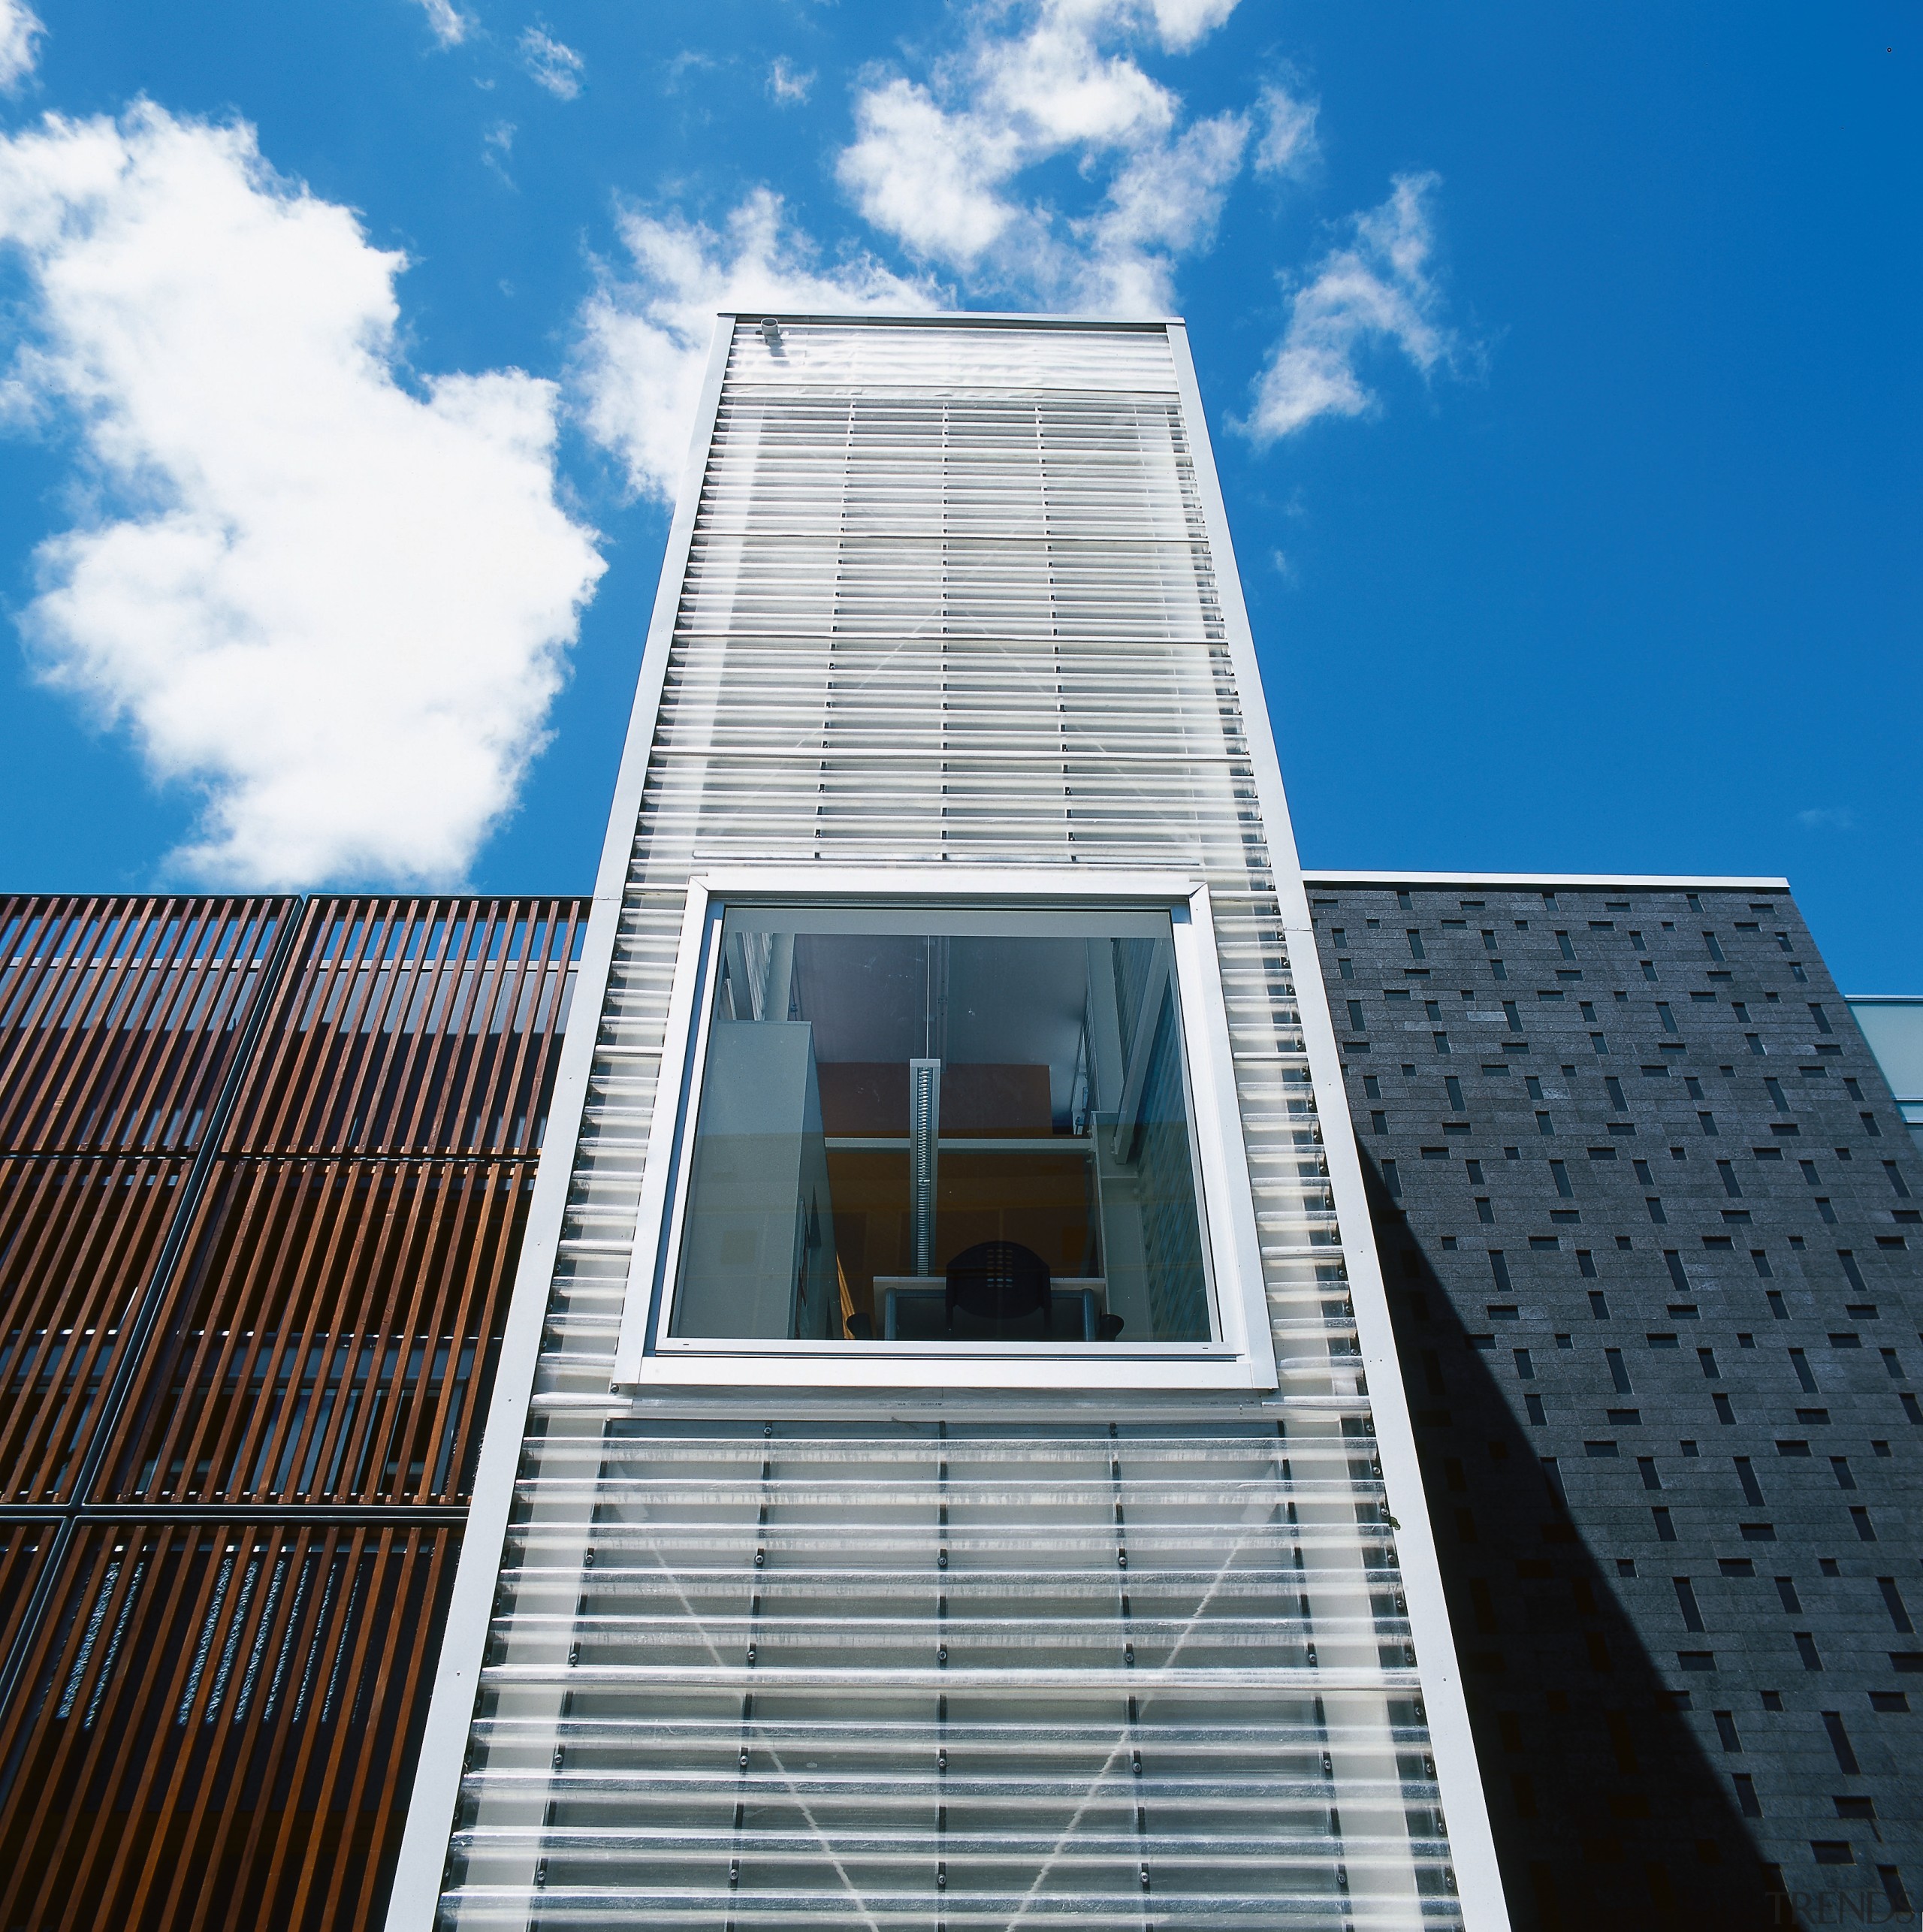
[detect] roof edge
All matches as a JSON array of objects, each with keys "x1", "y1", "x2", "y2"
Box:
[
  {"x1": 714, "y1": 309, "x2": 1182, "y2": 329},
  {"x1": 1300, "y1": 870, "x2": 1792, "y2": 892}
]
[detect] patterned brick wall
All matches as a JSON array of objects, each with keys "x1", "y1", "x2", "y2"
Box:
[{"x1": 1309, "y1": 877, "x2": 1921, "y2": 1931}]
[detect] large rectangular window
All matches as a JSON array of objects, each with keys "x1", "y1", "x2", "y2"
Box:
[
  {"x1": 675, "y1": 901, "x2": 1211, "y2": 1344},
  {"x1": 615, "y1": 870, "x2": 1272, "y2": 1387}
]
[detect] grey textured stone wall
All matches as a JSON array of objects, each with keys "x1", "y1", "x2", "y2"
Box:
[{"x1": 1307, "y1": 877, "x2": 1920, "y2": 1932}]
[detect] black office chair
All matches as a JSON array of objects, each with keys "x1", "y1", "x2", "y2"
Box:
[{"x1": 945, "y1": 1240, "x2": 1052, "y2": 1336}]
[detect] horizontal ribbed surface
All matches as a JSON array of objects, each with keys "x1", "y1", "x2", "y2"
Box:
[
  {"x1": 437, "y1": 321, "x2": 1462, "y2": 1929},
  {"x1": 449, "y1": 1421, "x2": 1451, "y2": 1927},
  {"x1": 724, "y1": 322, "x2": 1183, "y2": 395}
]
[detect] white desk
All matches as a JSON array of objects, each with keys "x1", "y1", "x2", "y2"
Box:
[{"x1": 874, "y1": 1276, "x2": 1109, "y2": 1341}]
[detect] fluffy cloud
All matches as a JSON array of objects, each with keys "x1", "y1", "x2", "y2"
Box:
[
  {"x1": 413, "y1": 0, "x2": 470, "y2": 48},
  {"x1": 520, "y1": 26, "x2": 584, "y2": 101},
  {"x1": 1076, "y1": 110, "x2": 1246, "y2": 311},
  {"x1": 575, "y1": 189, "x2": 941, "y2": 501},
  {"x1": 840, "y1": 77, "x2": 1022, "y2": 268},
  {"x1": 1133, "y1": 0, "x2": 1240, "y2": 53},
  {"x1": 0, "y1": 105, "x2": 605, "y2": 887},
  {"x1": 838, "y1": 0, "x2": 1278, "y2": 312},
  {"x1": 1242, "y1": 172, "x2": 1456, "y2": 442},
  {"x1": 0, "y1": 0, "x2": 41, "y2": 88}
]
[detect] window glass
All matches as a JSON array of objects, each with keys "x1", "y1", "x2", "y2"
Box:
[{"x1": 667, "y1": 903, "x2": 1214, "y2": 1345}]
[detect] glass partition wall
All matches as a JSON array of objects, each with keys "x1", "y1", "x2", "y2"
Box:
[{"x1": 390, "y1": 318, "x2": 1504, "y2": 1932}]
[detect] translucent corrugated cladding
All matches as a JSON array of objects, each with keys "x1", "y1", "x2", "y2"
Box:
[{"x1": 433, "y1": 320, "x2": 1471, "y2": 1928}]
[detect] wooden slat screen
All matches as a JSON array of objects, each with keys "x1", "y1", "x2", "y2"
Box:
[
  {"x1": 0, "y1": 898, "x2": 288, "y2": 1154},
  {"x1": 222, "y1": 898, "x2": 584, "y2": 1155},
  {"x1": 0, "y1": 892, "x2": 583, "y2": 1928},
  {"x1": 0, "y1": 1521, "x2": 459, "y2": 1932},
  {"x1": 0, "y1": 1523, "x2": 53, "y2": 1673},
  {"x1": 98, "y1": 1159, "x2": 533, "y2": 1507},
  {"x1": 0, "y1": 1156, "x2": 189, "y2": 1502}
]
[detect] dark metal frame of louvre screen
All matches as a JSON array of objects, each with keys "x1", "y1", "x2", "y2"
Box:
[{"x1": 0, "y1": 892, "x2": 585, "y2": 1931}]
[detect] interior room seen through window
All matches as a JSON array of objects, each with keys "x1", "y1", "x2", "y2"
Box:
[{"x1": 666, "y1": 904, "x2": 1215, "y2": 1345}]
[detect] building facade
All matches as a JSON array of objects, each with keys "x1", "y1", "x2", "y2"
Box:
[
  {"x1": 1305, "y1": 874, "x2": 1921, "y2": 1930},
  {"x1": 0, "y1": 316, "x2": 1917, "y2": 1932}
]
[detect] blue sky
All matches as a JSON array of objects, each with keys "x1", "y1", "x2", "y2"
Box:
[{"x1": 0, "y1": 2, "x2": 1915, "y2": 989}]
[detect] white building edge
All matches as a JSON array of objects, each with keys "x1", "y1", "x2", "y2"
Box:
[{"x1": 387, "y1": 313, "x2": 1512, "y2": 1930}]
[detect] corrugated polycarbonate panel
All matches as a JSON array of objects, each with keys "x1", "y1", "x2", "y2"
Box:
[
  {"x1": 431, "y1": 321, "x2": 1467, "y2": 1928},
  {"x1": 721, "y1": 321, "x2": 1185, "y2": 395},
  {"x1": 449, "y1": 1420, "x2": 1448, "y2": 1927}
]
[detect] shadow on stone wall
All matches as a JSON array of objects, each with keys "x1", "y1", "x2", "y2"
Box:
[{"x1": 1357, "y1": 1149, "x2": 1786, "y2": 1930}]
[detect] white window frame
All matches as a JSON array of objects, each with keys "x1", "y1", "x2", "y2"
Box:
[{"x1": 611, "y1": 865, "x2": 1278, "y2": 1392}]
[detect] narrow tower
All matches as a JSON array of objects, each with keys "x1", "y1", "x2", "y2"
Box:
[{"x1": 389, "y1": 314, "x2": 1508, "y2": 1930}]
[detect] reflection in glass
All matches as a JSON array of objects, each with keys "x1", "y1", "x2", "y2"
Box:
[{"x1": 667, "y1": 907, "x2": 1212, "y2": 1344}]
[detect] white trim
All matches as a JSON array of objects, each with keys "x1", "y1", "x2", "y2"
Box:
[
  {"x1": 613, "y1": 880, "x2": 717, "y2": 1370},
  {"x1": 663, "y1": 865, "x2": 1206, "y2": 901},
  {"x1": 610, "y1": 866, "x2": 1278, "y2": 1394},
  {"x1": 717, "y1": 307, "x2": 1180, "y2": 329},
  {"x1": 1169, "y1": 325, "x2": 1512, "y2": 1932},
  {"x1": 1172, "y1": 879, "x2": 1266, "y2": 1370},
  {"x1": 379, "y1": 318, "x2": 737, "y2": 1932},
  {"x1": 1303, "y1": 870, "x2": 1791, "y2": 891}
]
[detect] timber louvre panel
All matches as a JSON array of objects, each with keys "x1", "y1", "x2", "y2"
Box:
[
  {"x1": 0, "y1": 1156, "x2": 189, "y2": 1502},
  {"x1": 0, "y1": 1521, "x2": 458, "y2": 1932},
  {"x1": 0, "y1": 1524, "x2": 52, "y2": 1674},
  {"x1": 0, "y1": 892, "x2": 585, "y2": 1930},
  {"x1": 223, "y1": 898, "x2": 584, "y2": 1156},
  {"x1": 0, "y1": 896, "x2": 289, "y2": 1155},
  {"x1": 97, "y1": 1158, "x2": 534, "y2": 1507}
]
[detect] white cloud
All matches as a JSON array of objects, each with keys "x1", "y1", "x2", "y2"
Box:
[
  {"x1": 1076, "y1": 110, "x2": 1245, "y2": 311},
  {"x1": 575, "y1": 189, "x2": 943, "y2": 501},
  {"x1": 0, "y1": 105, "x2": 605, "y2": 888},
  {"x1": 1797, "y1": 807, "x2": 1855, "y2": 832},
  {"x1": 1242, "y1": 171, "x2": 1456, "y2": 442},
  {"x1": 664, "y1": 48, "x2": 717, "y2": 90},
  {"x1": 0, "y1": 0, "x2": 41, "y2": 88},
  {"x1": 414, "y1": 0, "x2": 471, "y2": 49},
  {"x1": 768, "y1": 56, "x2": 814, "y2": 105},
  {"x1": 837, "y1": 0, "x2": 1247, "y2": 309},
  {"x1": 1136, "y1": 0, "x2": 1240, "y2": 53},
  {"x1": 520, "y1": 25, "x2": 584, "y2": 99},
  {"x1": 840, "y1": 77, "x2": 1023, "y2": 268},
  {"x1": 1253, "y1": 80, "x2": 1318, "y2": 180}
]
